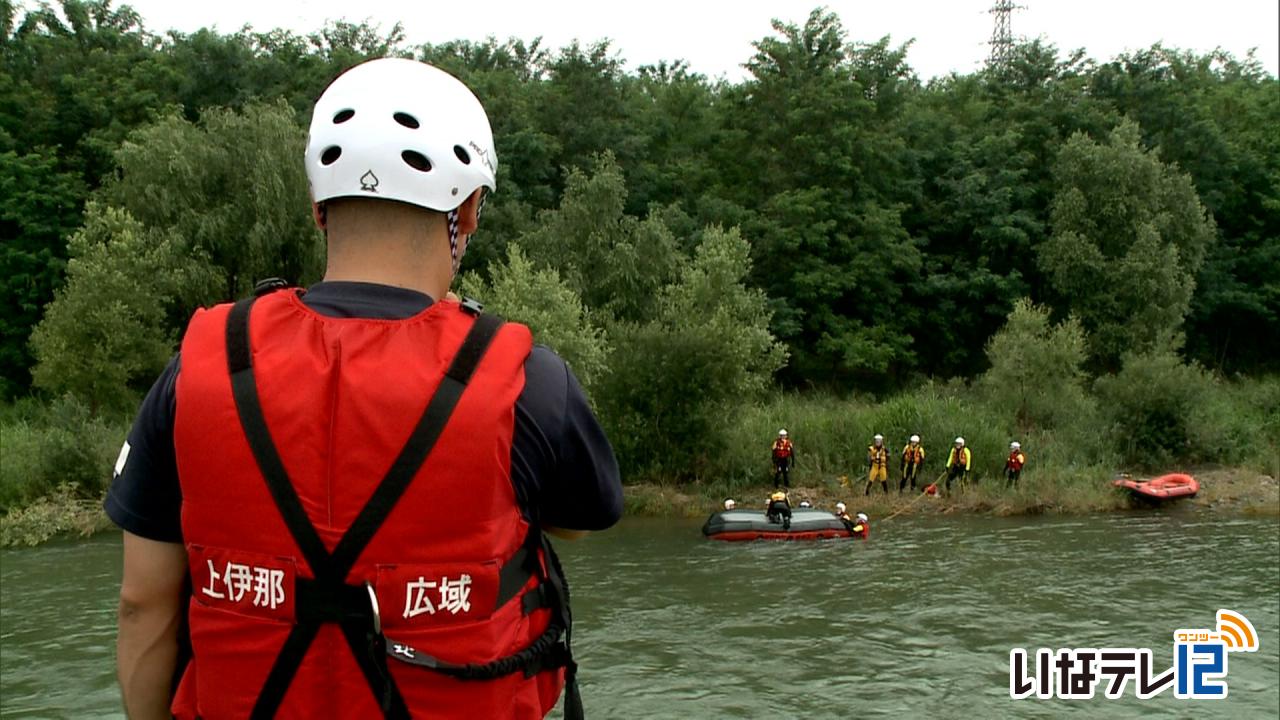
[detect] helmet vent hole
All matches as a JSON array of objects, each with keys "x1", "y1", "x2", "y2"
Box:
[
  {"x1": 332, "y1": 109, "x2": 355, "y2": 124},
  {"x1": 453, "y1": 145, "x2": 471, "y2": 164},
  {"x1": 320, "y1": 146, "x2": 342, "y2": 166},
  {"x1": 401, "y1": 150, "x2": 432, "y2": 172},
  {"x1": 394, "y1": 112, "x2": 421, "y2": 129}
]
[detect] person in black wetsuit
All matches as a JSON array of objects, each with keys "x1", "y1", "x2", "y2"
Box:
[{"x1": 765, "y1": 490, "x2": 792, "y2": 530}]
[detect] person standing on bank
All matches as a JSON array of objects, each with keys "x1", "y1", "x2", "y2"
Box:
[
  {"x1": 107, "y1": 59, "x2": 622, "y2": 720},
  {"x1": 945, "y1": 437, "x2": 971, "y2": 493},
  {"x1": 771, "y1": 429, "x2": 794, "y2": 488},
  {"x1": 899, "y1": 434, "x2": 925, "y2": 493},
  {"x1": 1005, "y1": 441, "x2": 1026, "y2": 487},
  {"x1": 864, "y1": 433, "x2": 889, "y2": 495}
]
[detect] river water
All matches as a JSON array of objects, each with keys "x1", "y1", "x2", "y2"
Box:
[{"x1": 2, "y1": 512, "x2": 1277, "y2": 718}]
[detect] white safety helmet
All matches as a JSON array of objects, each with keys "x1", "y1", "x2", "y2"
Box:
[
  {"x1": 835, "y1": 502, "x2": 846, "y2": 513},
  {"x1": 723, "y1": 498, "x2": 736, "y2": 511},
  {"x1": 778, "y1": 429, "x2": 788, "y2": 437},
  {"x1": 856, "y1": 513, "x2": 869, "y2": 522},
  {"x1": 1011, "y1": 441, "x2": 1021, "y2": 450},
  {"x1": 873, "y1": 434, "x2": 884, "y2": 443},
  {"x1": 910, "y1": 434, "x2": 920, "y2": 443},
  {"x1": 955, "y1": 437, "x2": 965, "y2": 446},
  {"x1": 799, "y1": 500, "x2": 812, "y2": 508},
  {"x1": 306, "y1": 58, "x2": 497, "y2": 215}
]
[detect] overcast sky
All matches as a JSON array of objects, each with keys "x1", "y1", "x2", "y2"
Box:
[{"x1": 46, "y1": 0, "x2": 1280, "y2": 80}]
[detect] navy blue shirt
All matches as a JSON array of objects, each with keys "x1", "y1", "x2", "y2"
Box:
[{"x1": 105, "y1": 282, "x2": 623, "y2": 542}]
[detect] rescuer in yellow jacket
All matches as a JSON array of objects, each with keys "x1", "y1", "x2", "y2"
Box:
[
  {"x1": 864, "y1": 434, "x2": 889, "y2": 495},
  {"x1": 900, "y1": 434, "x2": 925, "y2": 493},
  {"x1": 945, "y1": 437, "x2": 971, "y2": 493}
]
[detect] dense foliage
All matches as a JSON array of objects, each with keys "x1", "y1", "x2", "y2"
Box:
[{"x1": 2, "y1": 2, "x2": 1277, "y2": 494}]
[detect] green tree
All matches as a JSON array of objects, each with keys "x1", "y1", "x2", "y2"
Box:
[
  {"x1": 1094, "y1": 350, "x2": 1217, "y2": 468},
  {"x1": 516, "y1": 153, "x2": 679, "y2": 323},
  {"x1": 598, "y1": 226, "x2": 787, "y2": 479},
  {"x1": 719, "y1": 9, "x2": 921, "y2": 385},
  {"x1": 1038, "y1": 121, "x2": 1215, "y2": 369},
  {"x1": 101, "y1": 101, "x2": 322, "y2": 304},
  {"x1": 980, "y1": 298, "x2": 1089, "y2": 431},
  {"x1": 459, "y1": 244, "x2": 609, "y2": 391},
  {"x1": 28, "y1": 205, "x2": 202, "y2": 412},
  {"x1": 0, "y1": 148, "x2": 84, "y2": 396}
]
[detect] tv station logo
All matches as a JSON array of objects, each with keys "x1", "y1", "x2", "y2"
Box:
[{"x1": 1009, "y1": 609, "x2": 1259, "y2": 700}]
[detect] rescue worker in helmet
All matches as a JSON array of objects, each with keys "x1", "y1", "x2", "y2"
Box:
[
  {"x1": 852, "y1": 512, "x2": 870, "y2": 539},
  {"x1": 900, "y1": 434, "x2": 925, "y2": 493},
  {"x1": 1005, "y1": 441, "x2": 1026, "y2": 487},
  {"x1": 105, "y1": 58, "x2": 622, "y2": 720},
  {"x1": 945, "y1": 437, "x2": 971, "y2": 493},
  {"x1": 865, "y1": 433, "x2": 889, "y2": 495},
  {"x1": 766, "y1": 489, "x2": 792, "y2": 530},
  {"x1": 835, "y1": 502, "x2": 869, "y2": 538},
  {"x1": 723, "y1": 498, "x2": 736, "y2": 511},
  {"x1": 834, "y1": 501, "x2": 852, "y2": 529},
  {"x1": 771, "y1": 429, "x2": 794, "y2": 488}
]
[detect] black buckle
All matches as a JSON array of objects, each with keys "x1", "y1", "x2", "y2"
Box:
[
  {"x1": 460, "y1": 297, "x2": 484, "y2": 315},
  {"x1": 294, "y1": 578, "x2": 375, "y2": 625},
  {"x1": 253, "y1": 277, "x2": 289, "y2": 297}
]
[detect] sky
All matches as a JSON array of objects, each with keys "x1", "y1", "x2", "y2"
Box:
[{"x1": 42, "y1": 0, "x2": 1280, "y2": 80}]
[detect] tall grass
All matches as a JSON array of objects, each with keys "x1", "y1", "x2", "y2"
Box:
[
  {"x1": 702, "y1": 380, "x2": 1118, "y2": 496},
  {"x1": 0, "y1": 396, "x2": 128, "y2": 513}
]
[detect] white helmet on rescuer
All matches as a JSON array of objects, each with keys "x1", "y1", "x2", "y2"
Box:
[
  {"x1": 305, "y1": 58, "x2": 497, "y2": 271},
  {"x1": 778, "y1": 429, "x2": 788, "y2": 437},
  {"x1": 873, "y1": 434, "x2": 884, "y2": 443},
  {"x1": 835, "y1": 502, "x2": 846, "y2": 513},
  {"x1": 955, "y1": 437, "x2": 965, "y2": 446},
  {"x1": 723, "y1": 498, "x2": 736, "y2": 511},
  {"x1": 910, "y1": 434, "x2": 920, "y2": 443},
  {"x1": 1011, "y1": 441, "x2": 1021, "y2": 450},
  {"x1": 856, "y1": 513, "x2": 869, "y2": 522}
]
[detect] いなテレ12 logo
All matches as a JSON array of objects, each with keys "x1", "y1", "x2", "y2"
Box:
[{"x1": 1009, "y1": 609, "x2": 1260, "y2": 700}]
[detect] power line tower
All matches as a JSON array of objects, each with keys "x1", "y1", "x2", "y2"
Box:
[{"x1": 987, "y1": 0, "x2": 1023, "y2": 71}]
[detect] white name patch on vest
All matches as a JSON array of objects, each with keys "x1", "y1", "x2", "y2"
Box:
[
  {"x1": 190, "y1": 545, "x2": 298, "y2": 622},
  {"x1": 376, "y1": 562, "x2": 500, "y2": 629}
]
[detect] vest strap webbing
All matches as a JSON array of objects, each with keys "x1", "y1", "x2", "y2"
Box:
[
  {"x1": 384, "y1": 529, "x2": 584, "y2": 720},
  {"x1": 225, "y1": 294, "x2": 504, "y2": 719}
]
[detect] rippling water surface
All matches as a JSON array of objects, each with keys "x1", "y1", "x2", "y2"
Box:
[{"x1": 2, "y1": 512, "x2": 1277, "y2": 718}]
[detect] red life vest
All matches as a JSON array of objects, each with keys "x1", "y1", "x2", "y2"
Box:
[
  {"x1": 1007, "y1": 450, "x2": 1025, "y2": 471},
  {"x1": 172, "y1": 289, "x2": 574, "y2": 720},
  {"x1": 772, "y1": 439, "x2": 793, "y2": 460}
]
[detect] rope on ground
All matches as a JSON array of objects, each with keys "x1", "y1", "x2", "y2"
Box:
[{"x1": 879, "y1": 470, "x2": 947, "y2": 523}]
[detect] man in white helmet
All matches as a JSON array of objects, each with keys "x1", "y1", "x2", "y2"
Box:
[
  {"x1": 945, "y1": 437, "x2": 971, "y2": 493},
  {"x1": 108, "y1": 59, "x2": 619, "y2": 720},
  {"x1": 899, "y1": 434, "x2": 925, "y2": 493},
  {"x1": 771, "y1": 428, "x2": 794, "y2": 488},
  {"x1": 1005, "y1": 441, "x2": 1026, "y2": 487}
]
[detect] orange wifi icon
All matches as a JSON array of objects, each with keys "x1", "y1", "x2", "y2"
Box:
[{"x1": 1216, "y1": 609, "x2": 1259, "y2": 652}]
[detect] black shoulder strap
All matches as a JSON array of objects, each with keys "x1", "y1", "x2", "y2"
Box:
[
  {"x1": 328, "y1": 311, "x2": 503, "y2": 578},
  {"x1": 225, "y1": 295, "x2": 505, "y2": 719}
]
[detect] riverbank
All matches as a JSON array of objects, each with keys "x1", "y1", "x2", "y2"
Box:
[
  {"x1": 3, "y1": 468, "x2": 1276, "y2": 548},
  {"x1": 623, "y1": 467, "x2": 1280, "y2": 520}
]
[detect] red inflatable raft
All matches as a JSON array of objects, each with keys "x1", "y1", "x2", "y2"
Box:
[{"x1": 1113, "y1": 473, "x2": 1199, "y2": 501}]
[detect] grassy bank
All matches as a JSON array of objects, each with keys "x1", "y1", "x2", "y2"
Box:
[
  {"x1": 3, "y1": 375, "x2": 1277, "y2": 546},
  {"x1": 1, "y1": 396, "x2": 128, "y2": 546},
  {"x1": 624, "y1": 467, "x2": 1280, "y2": 520}
]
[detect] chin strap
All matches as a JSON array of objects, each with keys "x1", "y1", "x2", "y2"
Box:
[{"x1": 446, "y1": 191, "x2": 488, "y2": 276}]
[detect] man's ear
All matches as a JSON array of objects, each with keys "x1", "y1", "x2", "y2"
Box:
[
  {"x1": 312, "y1": 202, "x2": 326, "y2": 231},
  {"x1": 456, "y1": 189, "x2": 483, "y2": 236}
]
